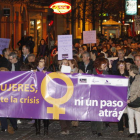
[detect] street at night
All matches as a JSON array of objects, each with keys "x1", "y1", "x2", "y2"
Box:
[
  {"x1": 0, "y1": 120, "x2": 137, "y2": 140},
  {"x1": 1, "y1": 0, "x2": 140, "y2": 139}
]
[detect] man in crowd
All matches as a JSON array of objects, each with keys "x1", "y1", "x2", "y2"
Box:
[
  {"x1": 124, "y1": 39, "x2": 128, "y2": 46},
  {"x1": 26, "y1": 36, "x2": 35, "y2": 53},
  {"x1": 0, "y1": 48, "x2": 11, "y2": 69},
  {"x1": 73, "y1": 43, "x2": 80, "y2": 52},
  {"x1": 134, "y1": 55, "x2": 140, "y2": 74},
  {"x1": 8, "y1": 52, "x2": 21, "y2": 71},
  {"x1": 79, "y1": 47, "x2": 85, "y2": 61},
  {"x1": 27, "y1": 54, "x2": 36, "y2": 63},
  {"x1": 112, "y1": 49, "x2": 126, "y2": 75},
  {"x1": 0, "y1": 52, "x2": 19, "y2": 132},
  {"x1": 78, "y1": 52, "x2": 93, "y2": 73},
  {"x1": 20, "y1": 45, "x2": 30, "y2": 64}
]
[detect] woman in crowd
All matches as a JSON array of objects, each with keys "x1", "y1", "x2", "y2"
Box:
[
  {"x1": 125, "y1": 58, "x2": 134, "y2": 72},
  {"x1": 127, "y1": 64, "x2": 140, "y2": 138},
  {"x1": 116, "y1": 61, "x2": 129, "y2": 132},
  {"x1": 116, "y1": 45, "x2": 121, "y2": 52},
  {"x1": 69, "y1": 59, "x2": 83, "y2": 74},
  {"x1": 82, "y1": 44, "x2": 88, "y2": 52},
  {"x1": 78, "y1": 46, "x2": 85, "y2": 61},
  {"x1": 35, "y1": 57, "x2": 49, "y2": 135},
  {"x1": 59, "y1": 59, "x2": 71, "y2": 135},
  {"x1": 90, "y1": 50, "x2": 98, "y2": 62},
  {"x1": 37, "y1": 39, "x2": 49, "y2": 57},
  {"x1": 69, "y1": 59, "x2": 83, "y2": 127},
  {"x1": 101, "y1": 46, "x2": 108, "y2": 58},
  {"x1": 48, "y1": 55, "x2": 60, "y2": 72},
  {"x1": 91, "y1": 58, "x2": 108, "y2": 137},
  {"x1": 36, "y1": 57, "x2": 47, "y2": 72},
  {"x1": 116, "y1": 61, "x2": 129, "y2": 77}
]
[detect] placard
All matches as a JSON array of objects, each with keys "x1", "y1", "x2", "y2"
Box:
[
  {"x1": 58, "y1": 35, "x2": 73, "y2": 60},
  {"x1": 0, "y1": 38, "x2": 10, "y2": 54},
  {"x1": 83, "y1": 30, "x2": 96, "y2": 44},
  {"x1": 125, "y1": 0, "x2": 137, "y2": 15}
]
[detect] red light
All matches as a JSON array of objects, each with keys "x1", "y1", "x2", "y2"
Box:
[{"x1": 49, "y1": 20, "x2": 54, "y2": 26}]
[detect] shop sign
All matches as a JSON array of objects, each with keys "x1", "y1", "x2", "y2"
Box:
[{"x1": 49, "y1": 1, "x2": 71, "y2": 14}]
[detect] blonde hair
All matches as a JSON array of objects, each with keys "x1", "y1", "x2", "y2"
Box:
[
  {"x1": 59, "y1": 59, "x2": 69, "y2": 70},
  {"x1": 0, "y1": 67, "x2": 9, "y2": 71}
]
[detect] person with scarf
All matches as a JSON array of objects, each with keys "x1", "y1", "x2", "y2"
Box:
[{"x1": 91, "y1": 58, "x2": 108, "y2": 137}]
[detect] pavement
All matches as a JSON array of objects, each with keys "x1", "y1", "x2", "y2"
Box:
[{"x1": 0, "y1": 120, "x2": 139, "y2": 140}]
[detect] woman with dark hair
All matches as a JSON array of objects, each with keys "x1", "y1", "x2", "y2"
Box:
[
  {"x1": 116, "y1": 61, "x2": 129, "y2": 132},
  {"x1": 125, "y1": 58, "x2": 134, "y2": 72},
  {"x1": 37, "y1": 39, "x2": 49, "y2": 57},
  {"x1": 91, "y1": 58, "x2": 108, "y2": 137},
  {"x1": 79, "y1": 46, "x2": 85, "y2": 60},
  {"x1": 48, "y1": 55, "x2": 60, "y2": 72},
  {"x1": 106, "y1": 43, "x2": 111, "y2": 50},
  {"x1": 116, "y1": 61, "x2": 129, "y2": 77},
  {"x1": 35, "y1": 57, "x2": 49, "y2": 135},
  {"x1": 90, "y1": 50, "x2": 98, "y2": 62},
  {"x1": 124, "y1": 47, "x2": 131, "y2": 56},
  {"x1": 101, "y1": 46, "x2": 108, "y2": 58},
  {"x1": 36, "y1": 57, "x2": 47, "y2": 72}
]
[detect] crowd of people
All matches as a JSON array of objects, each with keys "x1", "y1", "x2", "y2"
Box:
[{"x1": 0, "y1": 35, "x2": 140, "y2": 138}]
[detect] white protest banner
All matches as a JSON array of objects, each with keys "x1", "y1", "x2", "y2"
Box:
[
  {"x1": 83, "y1": 30, "x2": 96, "y2": 44},
  {"x1": 0, "y1": 38, "x2": 10, "y2": 54},
  {"x1": 58, "y1": 35, "x2": 73, "y2": 60},
  {"x1": 135, "y1": 15, "x2": 140, "y2": 31}
]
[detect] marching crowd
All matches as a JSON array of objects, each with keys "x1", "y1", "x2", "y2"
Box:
[{"x1": 0, "y1": 35, "x2": 140, "y2": 138}]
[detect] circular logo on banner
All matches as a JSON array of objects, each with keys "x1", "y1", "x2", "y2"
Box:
[
  {"x1": 41, "y1": 72, "x2": 74, "y2": 105},
  {"x1": 49, "y1": 1, "x2": 71, "y2": 14}
]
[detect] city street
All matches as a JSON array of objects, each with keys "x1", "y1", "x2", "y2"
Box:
[{"x1": 0, "y1": 120, "x2": 139, "y2": 140}]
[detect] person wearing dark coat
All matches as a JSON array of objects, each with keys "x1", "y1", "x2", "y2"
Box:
[
  {"x1": 20, "y1": 45, "x2": 30, "y2": 64},
  {"x1": 26, "y1": 36, "x2": 35, "y2": 53},
  {"x1": 0, "y1": 48, "x2": 11, "y2": 70},
  {"x1": 8, "y1": 52, "x2": 21, "y2": 71},
  {"x1": 37, "y1": 39, "x2": 49, "y2": 57},
  {"x1": 115, "y1": 61, "x2": 129, "y2": 132},
  {"x1": 17, "y1": 35, "x2": 28, "y2": 54},
  {"x1": 35, "y1": 57, "x2": 49, "y2": 135},
  {"x1": 112, "y1": 49, "x2": 126, "y2": 75},
  {"x1": 48, "y1": 54, "x2": 60, "y2": 72},
  {"x1": 0, "y1": 52, "x2": 19, "y2": 132},
  {"x1": 78, "y1": 52, "x2": 93, "y2": 74}
]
